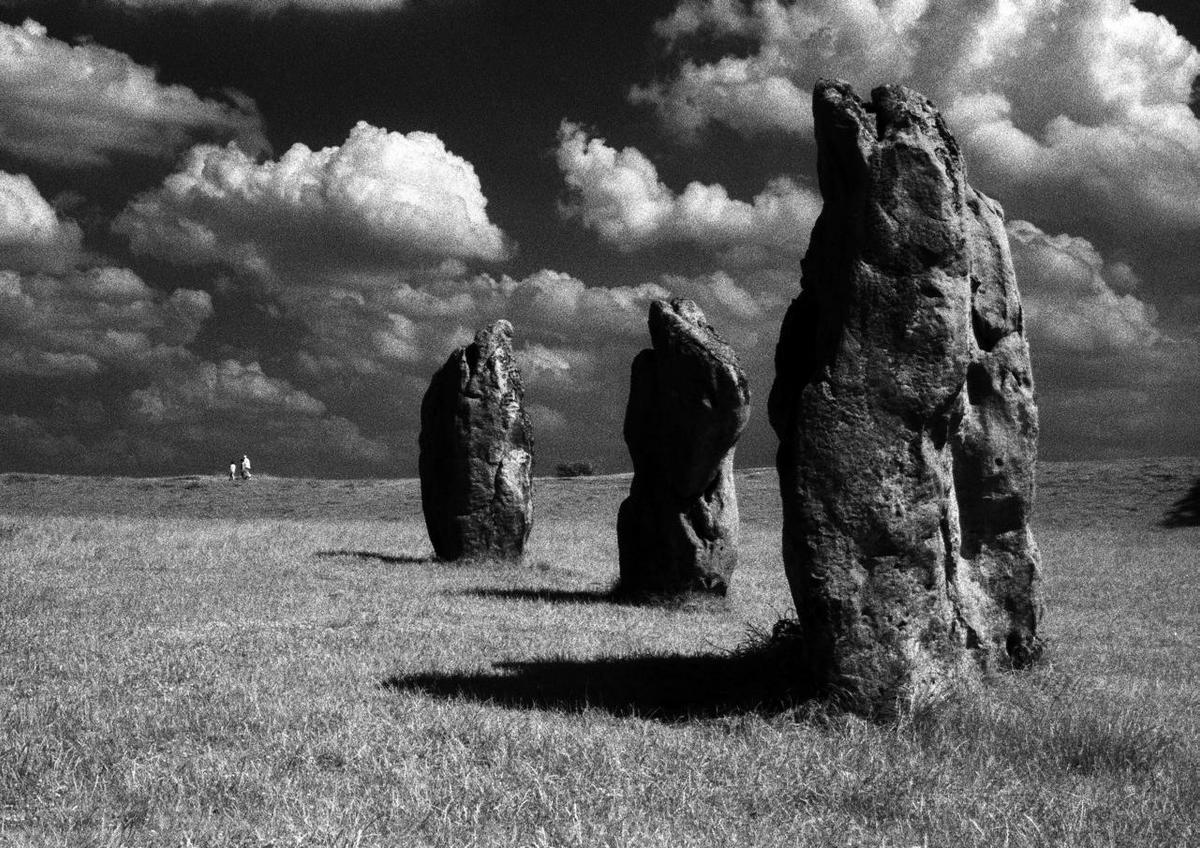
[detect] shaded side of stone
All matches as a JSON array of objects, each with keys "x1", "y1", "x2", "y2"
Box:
[
  {"x1": 768, "y1": 80, "x2": 1042, "y2": 714},
  {"x1": 617, "y1": 299, "x2": 750, "y2": 596},
  {"x1": 950, "y1": 188, "x2": 1042, "y2": 667},
  {"x1": 419, "y1": 320, "x2": 533, "y2": 561}
]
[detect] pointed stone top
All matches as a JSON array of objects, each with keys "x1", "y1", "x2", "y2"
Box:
[
  {"x1": 646, "y1": 297, "x2": 749, "y2": 413},
  {"x1": 812, "y1": 79, "x2": 962, "y2": 194},
  {"x1": 474, "y1": 319, "x2": 514, "y2": 347},
  {"x1": 649, "y1": 298, "x2": 718, "y2": 351},
  {"x1": 814, "y1": 79, "x2": 949, "y2": 137},
  {"x1": 656, "y1": 297, "x2": 707, "y2": 328}
]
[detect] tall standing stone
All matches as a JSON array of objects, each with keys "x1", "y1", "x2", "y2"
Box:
[
  {"x1": 419, "y1": 320, "x2": 533, "y2": 561},
  {"x1": 618, "y1": 299, "x2": 750, "y2": 596},
  {"x1": 768, "y1": 81, "x2": 1042, "y2": 713}
]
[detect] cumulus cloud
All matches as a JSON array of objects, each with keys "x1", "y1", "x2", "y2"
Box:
[
  {"x1": 238, "y1": 265, "x2": 685, "y2": 473},
  {"x1": 120, "y1": 357, "x2": 389, "y2": 470},
  {"x1": 290, "y1": 286, "x2": 453, "y2": 379},
  {"x1": 998, "y1": 218, "x2": 1200, "y2": 458},
  {"x1": 655, "y1": 269, "x2": 798, "y2": 353},
  {"x1": 557, "y1": 121, "x2": 819, "y2": 257},
  {"x1": 0, "y1": 255, "x2": 393, "y2": 474},
  {"x1": 1008, "y1": 220, "x2": 1164, "y2": 354},
  {"x1": 0, "y1": 361, "x2": 390, "y2": 475},
  {"x1": 659, "y1": 270, "x2": 765, "y2": 321},
  {"x1": 287, "y1": 268, "x2": 670, "y2": 384},
  {"x1": 391, "y1": 268, "x2": 670, "y2": 342},
  {"x1": 0, "y1": 267, "x2": 212, "y2": 377},
  {"x1": 0, "y1": 19, "x2": 267, "y2": 168},
  {"x1": 630, "y1": 0, "x2": 923, "y2": 137},
  {"x1": 0, "y1": 265, "x2": 391, "y2": 475},
  {"x1": 495, "y1": 269, "x2": 671, "y2": 339},
  {"x1": 101, "y1": 0, "x2": 413, "y2": 10},
  {"x1": 0, "y1": 170, "x2": 84, "y2": 273},
  {"x1": 516, "y1": 343, "x2": 597, "y2": 390},
  {"x1": 115, "y1": 121, "x2": 512, "y2": 285},
  {"x1": 130, "y1": 359, "x2": 325, "y2": 423},
  {"x1": 634, "y1": 0, "x2": 1200, "y2": 232},
  {"x1": 285, "y1": 264, "x2": 793, "y2": 397},
  {"x1": 265, "y1": 259, "x2": 811, "y2": 473}
]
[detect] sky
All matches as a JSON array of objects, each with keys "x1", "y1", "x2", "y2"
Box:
[{"x1": 0, "y1": 0, "x2": 1197, "y2": 478}]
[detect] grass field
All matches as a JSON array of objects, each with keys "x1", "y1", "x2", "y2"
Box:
[{"x1": 1, "y1": 460, "x2": 1198, "y2": 847}]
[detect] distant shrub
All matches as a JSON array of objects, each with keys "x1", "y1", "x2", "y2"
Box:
[
  {"x1": 555, "y1": 461, "x2": 598, "y2": 478},
  {"x1": 1162, "y1": 477, "x2": 1200, "y2": 527}
]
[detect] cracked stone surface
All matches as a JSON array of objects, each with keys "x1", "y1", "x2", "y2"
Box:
[
  {"x1": 419, "y1": 320, "x2": 533, "y2": 561},
  {"x1": 768, "y1": 80, "x2": 1042, "y2": 713},
  {"x1": 618, "y1": 298, "x2": 751, "y2": 596}
]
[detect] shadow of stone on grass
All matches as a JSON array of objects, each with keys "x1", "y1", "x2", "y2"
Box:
[
  {"x1": 456, "y1": 587, "x2": 733, "y2": 610},
  {"x1": 315, "y1": 549, "x2": 434, "y2": 565},
  {"x1": 458, "y1": 588, "x2": 619, "y2": 605},
  {"x1": 1161, "y1": 477, "x2": 1200, "y2": 527},
  {"x1": 382, "y1": 648, "x2": 816, "y2": 721}
]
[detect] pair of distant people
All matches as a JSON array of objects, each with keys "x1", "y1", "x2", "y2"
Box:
[{"x1": 228, "y1": 455, "x2": 252, "y2": 481}]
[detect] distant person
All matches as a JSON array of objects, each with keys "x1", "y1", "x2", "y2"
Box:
[
  {"x1": 240, "y1": 454, "x2": 252, "y2": 480},
  {"x1": 229, "y1": 461, "x2": 237, "y2": 481}
]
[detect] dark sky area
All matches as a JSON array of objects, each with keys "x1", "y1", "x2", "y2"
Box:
[{"x1": 0, "y1": 0, "x2": 1197, "y2": 477}]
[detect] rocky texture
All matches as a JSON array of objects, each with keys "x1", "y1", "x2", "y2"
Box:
[
  {"x1": 768, "y1": 81, "x2": 1042, "y2": 713},
  {"x1": 618, "y1": 299, "x2": 751, "y2": 596},
  {"x1": 419, "y1": 320, "x2": 533, "y2": 561}
]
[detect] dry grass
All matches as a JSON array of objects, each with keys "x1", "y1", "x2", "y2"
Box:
[{"x1": 1, "y1": 460, "x2": 1198, "y2": 846}]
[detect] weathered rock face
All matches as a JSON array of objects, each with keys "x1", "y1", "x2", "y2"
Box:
[
  {"x1": 419, "y1": 320, "x2": 533, "y2": 561},
  {"x1": 768, "y1": 81, "x2": 1042, "y2": 712},
  {"x1": 618, "y1": 299, "x2": 751, "y2": 596}
]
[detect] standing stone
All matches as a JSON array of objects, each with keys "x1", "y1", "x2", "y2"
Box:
[
  {"x1": 617, "y1": 299, "x2": 751, "y2": 596},
  {"x1": 768, "y1": 81, "x2": 1042, "y2": 713},
  {"x1": 419, "y1": 320, "x2": 533, "y2": 561}
]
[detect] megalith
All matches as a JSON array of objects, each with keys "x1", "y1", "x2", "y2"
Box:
[
  {"x1": 617, "y1": 299, "x2": 751, "y2": 596},
  {"x1": 419, "y1": 320, "x2": 533, "y2": 561},
  {"x1": 768, "y1": 81, "x2": 1042, "y2": 712}
]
